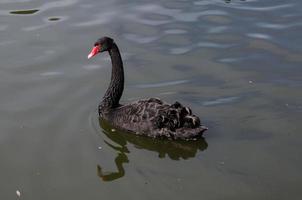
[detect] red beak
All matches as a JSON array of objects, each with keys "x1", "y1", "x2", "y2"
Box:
[{"x1": 88, "y1": 45, "x2": 100, "y2": 59}]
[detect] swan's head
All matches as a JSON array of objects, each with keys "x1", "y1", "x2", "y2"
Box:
[{"x1": 88, "y1": 36, "x2": 114, "y2": 59}]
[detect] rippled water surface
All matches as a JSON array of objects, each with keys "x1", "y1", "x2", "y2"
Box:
[{"x1": 1, "y1": 0, "x2": 302, "y2": 199}]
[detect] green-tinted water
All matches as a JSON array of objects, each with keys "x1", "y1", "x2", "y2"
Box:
[{"x1": 0, "y1": 0, "x2": 301, "y2": 199}]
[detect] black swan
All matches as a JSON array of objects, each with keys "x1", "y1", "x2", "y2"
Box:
[{"x1": 88, "y1": 36, "x2": 207, "y2": 140}]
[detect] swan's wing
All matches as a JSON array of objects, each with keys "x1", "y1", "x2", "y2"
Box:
[{"x1": 108, "y1": 98, "x2": 167, "y2": 132}]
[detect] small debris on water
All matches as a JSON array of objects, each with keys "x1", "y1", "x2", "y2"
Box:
[
  {"x1": 98, "y1": 146, "x2": 102, "y2": 150},
  {"x1": 111, "y1": 128, "x2": 116, "y2": 132},
  {"x1": 16, "y1": 190, "x2": 21, "y2": 197},
  {"x1": 219, "y1": 161, "x2": 225, "y2": 165},
  {"x1": 249, "y1": 80, "x2": 253, "y2": 84}
]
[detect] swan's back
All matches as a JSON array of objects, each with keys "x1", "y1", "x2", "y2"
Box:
[{"x1": 100, "y1": 98, "x2": 207, "y2": 140}]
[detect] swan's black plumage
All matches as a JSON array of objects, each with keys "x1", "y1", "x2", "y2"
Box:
[{"x1": 88, "y1": 36, "x2": 207, "y2": 140}]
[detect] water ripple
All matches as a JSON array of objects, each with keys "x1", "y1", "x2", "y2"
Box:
[
  {"x1": 194, "y1": 1, "x2": 294, "y2": 13},
  {"x1": 247, "y1": 33, "x2": 272, "y2": 40},
  {"x1": 73, "y1": 11, "x2": 116, "y2": 27},
  {"x1": 39, "y1": 0, "x2": 78, "y2": 11},
  {"x1": 231, "y1": 3, "x2": 293, "y2": 11},
  {"x1": 174, "y1": 10, "x2": 228, "y2": 22},
  {"x1": 125, "y1": 13, "x2": 171, "y2": 26},
  {"x1": 202, "y1": 96, "x2": 240, "y2": 106},
  {"x1": 22, "y1": 24, "x2": 49, "y2": 31},
  {"x1": 134, "y1": 4, "x2": 180, "y2": 16},
  {"x1": 22, "y1": 16, "x2": 68, "y2": 31},
  {"x1": 133, "y1": 4, "x2": 227, "y2": 23},
  {"x1": 134, "y1": 79, "x2": 190, "y2": 89},
  {"x1": 170, "y1": 41, "x2": 233, "y2": 55},
  {"x1": 197, "y1": 41, "x2": 233, "y2": 48},
  {"x1": 257, "y1": 22, "x2": 302, "y2": 30},
  {"x1": 219, "y1": 57, "x2": 243, "y2": 63},
  {"x1": 123, "y1": 33, "x2": 158, "y2": 44},
  {"x1": 170, "y1": 46, "x2": 193, "y2": 55},
  {"x1": 164, "y1": 29, "x2": 187, "y2": 34},
  {"x1": 208, "y1": 26, "x2": 228, "y2": 33},
  {"x1": 40, "y1": 71, "x2": 63, "y2": 76}
]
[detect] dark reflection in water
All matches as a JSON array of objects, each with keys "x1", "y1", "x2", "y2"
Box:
[
  {"x1": 10, "y1": 9, "x2": 39, "y2": 15},
  {"x1": 97, "y1": 119, "x2": 208, "y2": 182}
]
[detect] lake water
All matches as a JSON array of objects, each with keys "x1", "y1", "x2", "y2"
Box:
[{"x1": 0, "y1": 0, "x2": 302, "y2": 199}]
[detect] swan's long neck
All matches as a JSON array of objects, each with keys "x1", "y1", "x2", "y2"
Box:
[{"x1": 100, "y1": 43, "x2": 124, "y2": 110}]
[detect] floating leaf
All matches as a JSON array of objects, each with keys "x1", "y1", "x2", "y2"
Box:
[{"x1": 10, "y1": 9, "x2": 39, "y2": 15}]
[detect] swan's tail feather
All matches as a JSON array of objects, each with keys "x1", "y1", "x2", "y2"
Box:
[{"x1": 153, "y1": 101, "x2": 207, "y2": 139}]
